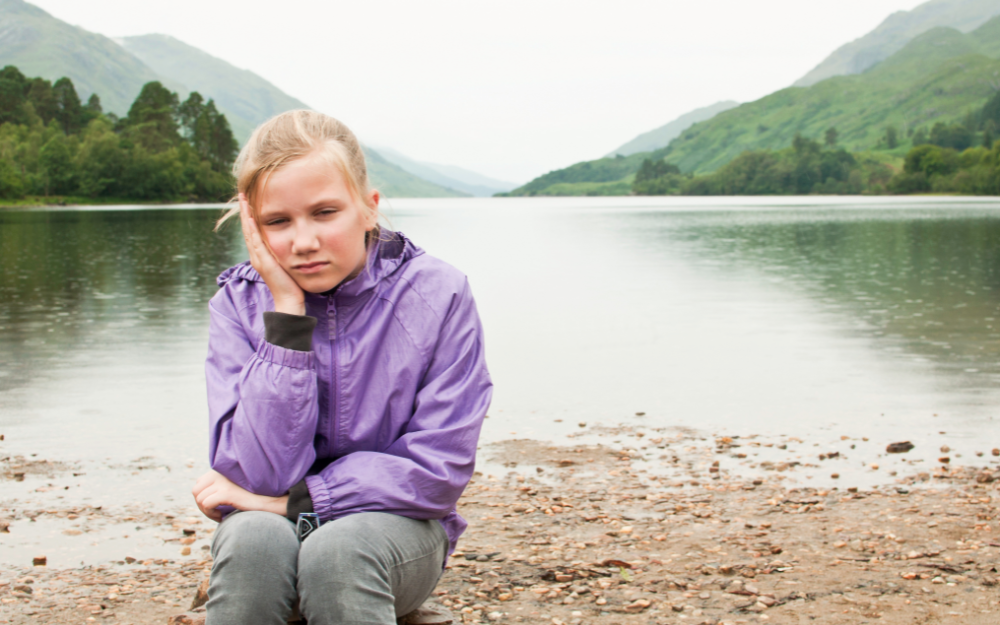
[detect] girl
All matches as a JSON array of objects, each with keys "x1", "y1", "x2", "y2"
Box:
[{"x1": 192, "y1": 110, "x2": 492, "y2": 625}]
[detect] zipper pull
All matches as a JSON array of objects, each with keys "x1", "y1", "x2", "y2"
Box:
[{"x1": 327, "y1": 302, "x2": 337, "y2": 340}]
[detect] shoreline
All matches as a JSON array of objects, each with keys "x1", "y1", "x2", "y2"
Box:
[
  {"x1": 2, "y1": 427, "x2": 999, "y2": 624},
  {"x1": 2, "y1": 194, "x2": 999, "y2": 212}
]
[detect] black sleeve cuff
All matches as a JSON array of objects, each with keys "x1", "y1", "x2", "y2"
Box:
[
  {"x1": 263, "y1": 312, "x2": 317, "y2": 352},
  {"x1": 285, "y1": 479, "x2": 314, "y2": 521}
]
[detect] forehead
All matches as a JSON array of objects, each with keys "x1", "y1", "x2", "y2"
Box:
[{"x1": 258, "y1": 152, "x2": 352, "y2": 211}]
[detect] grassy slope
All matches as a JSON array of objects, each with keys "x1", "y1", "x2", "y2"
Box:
[
  {"x1": 507, "y1": 18, "x2": 1000, "y2": 196},
  {"x1": 502, "y1": 152, "x2": 652, "y2": 196},
  {"x1": 118, "y1": 34, "x2": 309, "y2": 144},
  {"x1": 668, "y1": 22, "x2": 1000, "y2": 174},
  {"x1": 0, "y1": 0, "x2": 184, "y2": 114}
]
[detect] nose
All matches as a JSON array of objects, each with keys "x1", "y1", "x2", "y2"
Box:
[{"x1": 290, "y1": 222, "x2": 321, "y2": 256}]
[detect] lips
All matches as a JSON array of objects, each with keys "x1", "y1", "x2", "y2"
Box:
[{"x1": 293, "y1": 261, "x2": 330, "y2": 274}]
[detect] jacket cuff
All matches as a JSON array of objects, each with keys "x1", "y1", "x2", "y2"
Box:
[
  {"x1": 263, "y1": 312, "x2": 317, "y2": 352},
  {"x1": 305, "y1": 474, "x2": 335, "y2": 521},
  {"x1": 285, "y1": 479, "x2": 315, "y2": 521},
  {"x1": 254, "y1": 340, "x2": 316, "y2": 370}
]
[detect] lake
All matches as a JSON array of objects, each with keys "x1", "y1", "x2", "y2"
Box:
[{"x1": 2, "y1": 196, "x2": 1000, "y2": 562}]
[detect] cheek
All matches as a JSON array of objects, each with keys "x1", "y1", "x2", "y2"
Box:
[{"x1": 263, "y1": 231, "x2": 294, "y2": 266}]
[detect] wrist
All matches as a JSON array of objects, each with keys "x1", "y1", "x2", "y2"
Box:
[
  {"x1": 260, "y1": 494, "x2": 289, "y2": 516},
  {"x1": 273, "y1": 299, "x2": 305, "y2": 316}
]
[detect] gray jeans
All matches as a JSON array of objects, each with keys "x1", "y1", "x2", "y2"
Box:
[{"x1": 206, "y1": 511, "x2": 449, "y2": 625}]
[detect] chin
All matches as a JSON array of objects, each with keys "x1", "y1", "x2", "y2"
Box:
[{"x1": 298, "y1": 275, "x2": 343, "y2": 294}]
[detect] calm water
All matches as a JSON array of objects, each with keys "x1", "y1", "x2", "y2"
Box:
[{"x1": 2, "y1": 196, "x2": 1000, "y2": 558}]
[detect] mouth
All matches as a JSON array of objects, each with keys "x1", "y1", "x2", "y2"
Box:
[{"x1": 292, "y1": 261, "x2": 330, "y2": 274}]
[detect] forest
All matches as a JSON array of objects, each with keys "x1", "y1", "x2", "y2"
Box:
[
  {"x1": 632, "y1": 91, "x2": 1000, "y2": 196},
  {"x1": 0, "y1": 65, "x2": 237, "y2": 203}
]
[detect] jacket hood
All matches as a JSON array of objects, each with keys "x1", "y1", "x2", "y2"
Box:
[{"x1": 216, "y1": 230, "x2": 424, "y2": 299}]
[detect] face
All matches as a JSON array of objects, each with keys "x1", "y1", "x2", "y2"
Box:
[{"x1": 257, "y1": 151, "x2": 379, "y2": 293}]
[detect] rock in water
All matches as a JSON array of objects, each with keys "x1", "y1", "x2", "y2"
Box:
[{"x1": 886, "y1": 441, "x2": 915, "y2": 454}]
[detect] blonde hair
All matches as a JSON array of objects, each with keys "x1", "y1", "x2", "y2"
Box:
[{"x1": 216, "y1": 110, "x2": 375, "y2": 230}]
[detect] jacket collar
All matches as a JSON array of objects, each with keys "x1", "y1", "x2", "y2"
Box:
[{"x1": 216, "y1": 230, "x2": 422, "y2": 302}]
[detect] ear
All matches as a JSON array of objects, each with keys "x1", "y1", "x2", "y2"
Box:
[{"x1": 364, "y1": 189, "x2": 380, "y2": 231}]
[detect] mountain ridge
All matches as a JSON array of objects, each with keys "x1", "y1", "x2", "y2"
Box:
[
  {"x1": 505, "y1": 14, "x2": 1000, "y2": 196},
  {"x1": 373, "y1": 146, "x2": 516, "y2": 197},
  {"x1": 0, "y1": 0, "x2": 468, "y2": 198},
  {"x1": 795, "y1": 0, "x2": 1000, "y2": 86},
  {"x1": 116, "y1": 34, "x2": 310, "y2": 144},
  {"x1": 605, "y1": 101, "x2": 739, "y2": 157}
]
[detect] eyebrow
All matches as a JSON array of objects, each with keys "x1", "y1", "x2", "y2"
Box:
[{"x1": 260, "y1": 197, "x2": 346, "y2": 217}]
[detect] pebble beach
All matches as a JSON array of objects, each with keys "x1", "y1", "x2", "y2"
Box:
[{"x1": 2, "y1": 423, "x2": 999, "y2": 625}]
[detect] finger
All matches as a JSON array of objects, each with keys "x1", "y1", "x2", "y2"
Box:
[
  {"x1": 239, "y1": 199, "x2": 261, "y2": 263},
  {"x1": 198, "y1": 497, "x2": 223, "y2": 523},
  {"x1": 193, "y1": 471, "x2": 213, "y2": 493},
  {"x1": 192, "y1": 470, "x2": 219, "y2": 496},
  {"x1": 195, "y1": 483, "x2": 219, "y2": 509}
]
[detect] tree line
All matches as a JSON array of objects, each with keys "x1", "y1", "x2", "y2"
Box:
[
  {"x1": 0, "y1": 65, "x2": 237, "y2": 202},
  {"x1": 634, "y1": 91, "x2": 1000, "y2": 196}
]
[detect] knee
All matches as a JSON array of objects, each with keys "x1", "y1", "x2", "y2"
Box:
[
  {"x1": 212, "y1": 511, "x2": 298, "y2": 565},
  {"x1": 298, "y1": 515, "x2": 379, "y2": 577}
]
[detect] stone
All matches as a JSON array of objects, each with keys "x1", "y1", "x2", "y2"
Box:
[
  {"x1": 886, "y1": 442, "x2": 914, "y2": 454},
  {"x1": 32, "y1": 556, "x2": 46, "y2": 566},
  {"x1": 624, "y1": 598, "x2": 651, "y2": 613},
  {"x1": 190, "y1": 579, "x2": 209, "y2": 610},
  {"x1": 399, "y1": 604, "x2": 455, "y2": 625}
]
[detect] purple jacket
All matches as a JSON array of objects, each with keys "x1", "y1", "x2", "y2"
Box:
[{"x1": 205, "y1": 231, "x2": 492, "y2": 553}]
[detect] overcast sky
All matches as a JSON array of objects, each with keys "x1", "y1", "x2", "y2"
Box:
[{"x1": 31, "y1": 0, "x2": 927, "y2": 183}]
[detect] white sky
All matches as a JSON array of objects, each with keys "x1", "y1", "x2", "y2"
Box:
[{"x1": 30, "y1": 0, "x2": 927, "y2": 183}]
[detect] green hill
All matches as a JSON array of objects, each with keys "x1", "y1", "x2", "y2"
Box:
[
  {"x1": 0, "y1": 0, "x2": 465, "y2": 198},
  {"x1": 0, "y1": 0, "x2": 181, "y2": 115},
  {"x1": 506, "y1": 17, "x2": 1000, "y2": 196},
  {"x1": 795, "y1": 0, "x2": 1000, "y2": 87},
  {"x1": 117, "y1": 34, "x2": 309, "y2": 144},
  {"x1": 665, "y1": 21, "x2": 1000, "y2": 174}
]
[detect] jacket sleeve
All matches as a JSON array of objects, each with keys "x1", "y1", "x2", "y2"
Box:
[
  {"x1": 205, "y1": 288, "x2": 320, "y2": 497},
  {"x1": 305, "y1": 279, "x2": 492, "y2": 521}
]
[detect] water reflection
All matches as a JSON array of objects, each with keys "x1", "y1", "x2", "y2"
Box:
[
  {"x1": 1, "y1": 199, "x2": 999, "y2": 468},
  {"x1": 0, "y1": 208, "x2": 242, "y2": 402},
  {"x1": 653, "y1": 209, "x2": 1000, "y2": 386}
]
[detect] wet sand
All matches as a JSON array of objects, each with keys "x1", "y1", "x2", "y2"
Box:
[{"x1": 1, "y1": 426, "x2": 998, "y2": 625}]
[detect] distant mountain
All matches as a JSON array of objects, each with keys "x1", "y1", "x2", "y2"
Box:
[
  {"x1": 373, "y1": 146, "x2": 516, "y2": 197},
  {"x1": 365, "y1": 149, "x2": 468, "y2": 198},
  {"x1": 0, "y1": 0, "x2": 181, "y2": 115},
  {"x1": 0, "y1": 0, "x2": 465, "y2": 198},
  {"x1": 795, "y1": 0, "x2": 1000, "y2": 87},
  {"x1": 605, "y1": 101, "x2": 739, "y2": 157},
  {"x1": 117, "y1": 34, "x2": 309, "y2": 144},
  {"x1": 506, "y1": 16, "x2": 1000, "y2": 195},
  {"x1": 664, "y1": 19, "x2": 1000, "y2": 174}
]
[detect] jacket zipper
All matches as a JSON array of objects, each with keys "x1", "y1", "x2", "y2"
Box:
[{"x1": 327, "y1": 296, "x2": 339, "y2": 457}]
